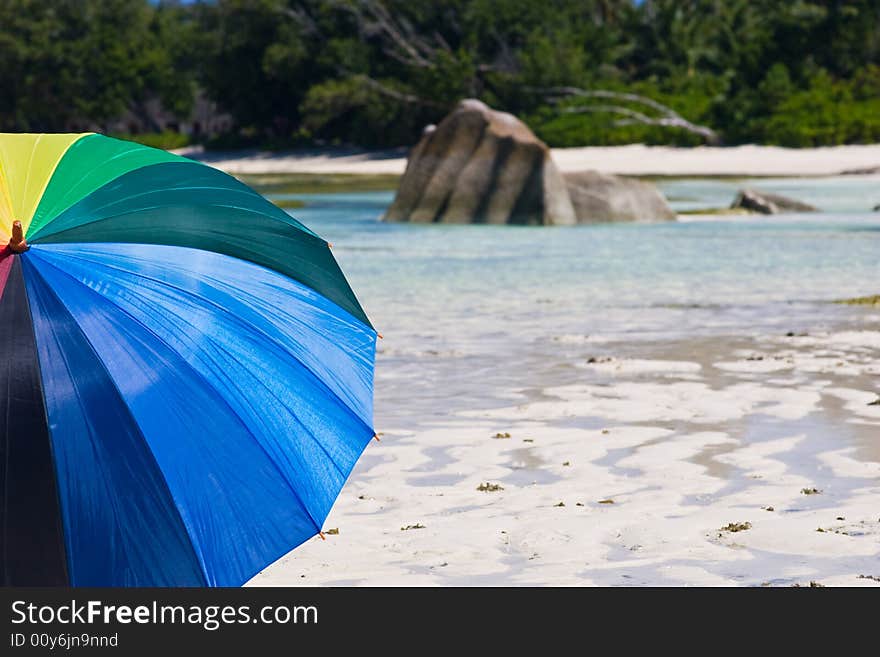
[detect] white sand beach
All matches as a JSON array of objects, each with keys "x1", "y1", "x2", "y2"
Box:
[
  {"x1": 250, "y1": 322, "x2": 880, "y2": 587},
  {"x1": 180, "y1": 143, "x2": 880, "y2": 177}
]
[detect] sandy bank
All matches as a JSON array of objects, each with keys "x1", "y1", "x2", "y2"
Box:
[{"x1": 178, "y1": 143, "x2": 880, "y2": 177}]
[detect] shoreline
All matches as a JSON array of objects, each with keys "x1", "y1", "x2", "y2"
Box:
[{"x1": 177, "y1": 143, "x2": 880, "y2": 178}]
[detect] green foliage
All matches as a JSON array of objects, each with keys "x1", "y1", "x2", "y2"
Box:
[
  {"x1": 1, "y1": 0, "x2": 879, "y2": 148},
  {"x1": 300, "y1": 78, "x2": 422, "y2": 147},
  {"x1": 0, "y1": 0, "x2": 195, "y2": 132},
  {"x1": 757, "y1": 72, "x2": 880, "y2": 146}
]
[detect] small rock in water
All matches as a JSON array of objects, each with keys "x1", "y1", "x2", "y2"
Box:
[
  {"x1": 731, "y1": 188, "x2": 818, "y2": 214},
  {"x1": 477, "y1": 482, "x2": 504, "y2": 492}
]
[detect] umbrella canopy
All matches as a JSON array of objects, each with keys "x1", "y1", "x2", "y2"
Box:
[{"x1": 0, "y1": 133, "x2": 376, "y2": 587}]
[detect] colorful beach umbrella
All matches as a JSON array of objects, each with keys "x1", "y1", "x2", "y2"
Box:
[{"x1": 0, "y1": 133, "x2": 376, "y2": 587}]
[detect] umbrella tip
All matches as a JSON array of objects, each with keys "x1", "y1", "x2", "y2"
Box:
[
  {"x1": 8, "y1": 221, "x2": 28, "y2": 253},
  {"x1": 319, "y1": 531, "x2": 326, "y2": 541},
  {"x1": 373, "y1": 434, "x2": 381, "y2": 442},
  {"x1": 377, "y1": 332, "x2": 384, "y2": 340}
]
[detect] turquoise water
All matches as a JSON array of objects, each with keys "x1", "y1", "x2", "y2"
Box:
[{"x1": 277, "y1": 179, "x2": 880, "y2": 422}]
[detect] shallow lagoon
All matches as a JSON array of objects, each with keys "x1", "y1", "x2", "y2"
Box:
[{"x1": 274, "y1": 177, "x2": 880, "y2": 420}]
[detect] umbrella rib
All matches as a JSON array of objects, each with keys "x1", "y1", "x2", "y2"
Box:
[
  {"x1": 47, "y1": 248, "x2": 373, "y2": 485},
  {"x1": 28, "y1": 204, "x2": 324, "y2": 258},
  {"x1": 48, "y1": 331, "x2": 207, "y2": 584},
  {"x1": 42, "y1": 247, "x2": 374, "y2": 428},
  {"x1": 206, "y1": 335, "x2": 358, "y2": 484},
  {"x1": 21, "y1": 260, "x2": 208, "y2": 586},
  {"x1": 30, "y1": 185, "x2": 315, "y2": 241},
  {"x1": 28, "y1": 212, "x2": 372, "y2": 329},
  {"x1": 30, "y1": 140, "x2": 177, "y2": 231},
  {"x1": 26, "y1": 253, "x2": 326, "y2": 539}
]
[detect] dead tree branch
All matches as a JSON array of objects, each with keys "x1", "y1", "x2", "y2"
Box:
[
  {"x1": 358, "y1": 0, "x2": 438, "y2": 69},
  {"x1": 348, "y1": 73, "x2": 448, "y2": 110},
  {"x1": 537, "y1": 85, "x2": 720, "y2": 144}
]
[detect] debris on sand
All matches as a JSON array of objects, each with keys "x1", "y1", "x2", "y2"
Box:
[
  {"x1": 858, "y1": 574, "x2": 880, "y2": 582},
  {"x1": 835, "y1": 294, "x2": 880, "y2": 307},
  {"x1": 477, "y1": 482, "x2": 504, "y2": 492},
  {"x1": 720, "y1": 521, "x2": 752, "y2": 533},
  {"x1": 868, "y1": 397, "x2": 880, "y2": 406},
  {"x1": 562, "y1": 461, "x2": 571, "y2": 467},
  {"x1": 400, "y1": 523, "x2": 426, "y2": 531},
  {"x1": 791, "y1": 581, "x2": 824, "y2": 588},
  {"x1": 801, "y1": 487, "x2": 822, "y2": 495},
  {"x1": 598, "y1": 499, "x2": 615, "y2": 505},
  {"x1": 493, "y1": 432, "x2": 512, "y2": 439},
  {"x1": 554, "y1": 502, "x2": 566, "y2": 507},
  {"x1": 762, "y1": 506, "x2": 775, "y2": 512}
]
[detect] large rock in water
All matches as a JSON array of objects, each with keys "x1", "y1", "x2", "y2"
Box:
[
  {"x1": 384, "y1": 99, "x2": 576, "y2": 225},
  {"x1": 385, "y1": 99, "x2": 677, "y2": 225},
  {"x1": 565, "y1": 170, "x2": 676, "y2": 223},
  {"x1": 731, "y1": 189, "x2": 818, "y2": 214}
]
